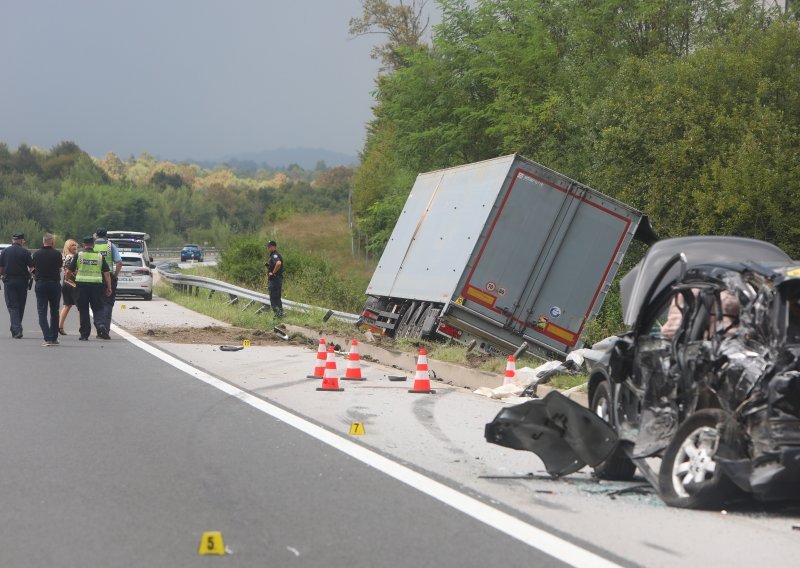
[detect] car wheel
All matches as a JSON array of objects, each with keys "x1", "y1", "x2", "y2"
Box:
[
  {"x1": 144, "y1": 291, "x2": 153, "y2": 301},
  {"x1": 591, "y1": 380, "x2": 637, "y2": 481},
  {"x1": 658, "y1": 409, "x2": 736, "y2": 509}
]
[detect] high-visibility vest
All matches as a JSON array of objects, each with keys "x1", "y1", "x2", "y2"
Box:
[
  {"x1": 94, "y1": 241, "x2": 115, "y2": 271},
  {"x1": 75, "y1": 251, "x2": 104, "y2": 284}
]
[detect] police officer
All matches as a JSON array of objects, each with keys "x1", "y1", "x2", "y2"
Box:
[
  {"x1": 265, "y1": 240, "x2": 283, "y2": 318},
  {"x1": 65, "y1": 236, "x2": 112, "y2": 341},
  {"x1": 0, "y1": 232, "x2": 33, "y2": 338},
  {"x1": 32, "y1": 233, "x2": 63, "y2": 346},
  {"x1": 93, "y1": 227, "x2": 122, "y2": 337}
]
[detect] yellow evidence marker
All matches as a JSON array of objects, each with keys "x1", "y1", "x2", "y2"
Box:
[
  {"x1": 198, "y1": 531, "x2": 225, "y2": 555},
  {"x1": 242, "y1": 339, "x2": 251, "y2": 347},
  {"x1": 121, "y1": 305, "x2": 126, "y2": 310},
  {"x1": 349, "y1": 422, "x2": 365, "y2": 436}
]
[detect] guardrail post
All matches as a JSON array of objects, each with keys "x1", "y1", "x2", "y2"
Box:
[
  {"x1": 226, "y1": 294, "x2": 239, "y2": 305},
  {"x1": 208, "y1": 290, "x2": 214, "y2": 299}
]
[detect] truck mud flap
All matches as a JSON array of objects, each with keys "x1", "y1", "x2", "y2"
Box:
[{"x1": 485, "y1": 391, "x2": 618, "y2": 477}]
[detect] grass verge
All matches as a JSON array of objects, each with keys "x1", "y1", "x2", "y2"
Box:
[
  {"x1": 155, "y1": 282, "x2": 357, "y2": 336},
  {"x1": 157, "y1": 277, "x2": 578, "y2": 389}
]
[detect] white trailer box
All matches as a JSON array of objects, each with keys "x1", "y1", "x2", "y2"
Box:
[{"x1": 362, "y1": 154, "x2": 650, "y2": 358}]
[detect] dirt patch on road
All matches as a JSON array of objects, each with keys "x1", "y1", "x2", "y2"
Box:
[{"x1": 133, "y1": 325, "x2": 310, "y2": 347}]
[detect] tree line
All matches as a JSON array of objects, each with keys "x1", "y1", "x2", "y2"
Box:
[
  {"x1": 351, "y1": 0, "x2": 800, "y2": 258},
  {"x1": 0, "y1": 142, "x2": 353, "y2": 247}
]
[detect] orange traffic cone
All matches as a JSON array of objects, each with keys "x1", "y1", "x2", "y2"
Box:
[
  {"x1": 317, "y1": 346, "x2": 344, "y2": 392},
  {"x1": 341, "y1": 340, "x2": 365, "y2": 381},
  {"x1": 307, "y1": 338, "x2": 327, "y2": 378},
  {"x1": 408, "y1": 348, "x2": 435, "y2": 394},
  {"x1": 503, "y1": 355, "x2": 516, "y2": 386}
]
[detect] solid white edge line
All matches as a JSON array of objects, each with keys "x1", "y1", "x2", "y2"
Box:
[{"x1": 113, "y1": 324, "x2": 621, "y2": 568}]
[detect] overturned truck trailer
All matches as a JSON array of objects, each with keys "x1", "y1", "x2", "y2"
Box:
[{"x1": 359, "y1": 154, "x2": 654, "y2": 359}]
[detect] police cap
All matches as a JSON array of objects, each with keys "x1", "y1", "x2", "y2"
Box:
[
  {"x1": 82, "y1": 236, "x2": 95, "y2": 245},
  {"x1": 95, "y1": 227, "x2": 107, "y2": 237},
  {"x1": 12, "y1": 232, "x2": 24, "y2": 240}
]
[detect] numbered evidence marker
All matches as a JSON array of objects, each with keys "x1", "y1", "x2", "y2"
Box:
[
  {"x1": 198, "y1": 531, "x2": 225, "y2": 555},
  {"x1": 349, "y1": 422, "x2": 365, "y2": 436},
  {"x1": 242, "y1": 339, "x2": 251, "y2": 347},
  {"x1": 121, "y1": 305, "x2": 126, "y2": 310}
]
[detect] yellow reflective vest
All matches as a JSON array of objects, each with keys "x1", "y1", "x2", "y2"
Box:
[{"x1": 75, "y1": 251, "x2": 104, "y2": 284}]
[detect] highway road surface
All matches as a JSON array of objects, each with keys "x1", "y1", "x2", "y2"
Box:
[{"x1": 1, "y1": 288, "x2": 798, "y2": 567}]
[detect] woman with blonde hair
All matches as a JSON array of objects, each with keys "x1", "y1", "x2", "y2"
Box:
[{"x1": 58, "y1": 238, "x2": 79, "y2": 335}]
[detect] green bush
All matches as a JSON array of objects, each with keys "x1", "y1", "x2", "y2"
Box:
[
  {"x1": 279, "y1": 241, "x2": 366, "y2": 313},
  {"x1": 217, "y1": 234, "x2": 264, "y2": 288}
]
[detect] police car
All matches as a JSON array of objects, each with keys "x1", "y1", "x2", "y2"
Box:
[{"x1": 117, "y1": 253, "x2": 153, "y2": 301}]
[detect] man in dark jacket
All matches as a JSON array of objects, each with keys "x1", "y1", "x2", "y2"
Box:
[
  {"x1": 265, "y1": 240, "x2": 283, "y2": 318},
  {"x1": 0, "y1": 232, "x2": 33, "y2": 338},
  {"x1": 32, "y1": 233, "x2": 63, "y2": 346}
]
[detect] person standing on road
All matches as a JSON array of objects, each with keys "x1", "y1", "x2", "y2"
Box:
[
  {"x1": 65, "y1": 236, "x2": 112, "y2": 341},
  {"x1": 265, "y1": 240, "x2": 283, "y2": 319},
  {"x1": 58, "y1": 239, "x2": 79, "y2": 335},
  {"x1": 0, "y1": 232, "x2": 33, "y2": 338},
  {"x1": 93, "y1": 227, "x2": 122, "y2": 337},
  {"x1": 32, "y1": 233, "x2": 63, "y2": 346}
]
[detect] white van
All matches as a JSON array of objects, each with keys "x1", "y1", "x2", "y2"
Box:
[{"x1": 106, "y1": 231, "x2": 152, "y2": 266}]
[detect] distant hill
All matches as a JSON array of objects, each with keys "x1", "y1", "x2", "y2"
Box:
[{"x1": 182, "y1": 147, "x2": 359, "y2": 170}]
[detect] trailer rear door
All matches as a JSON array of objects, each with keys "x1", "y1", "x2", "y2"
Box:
[{"x1": 449, "y1": 158, "x2": 642, "y2": 356}]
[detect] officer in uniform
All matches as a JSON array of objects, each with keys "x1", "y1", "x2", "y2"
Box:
[
  {"x1": 0, "y1": 232, "x2": 33, "y2": 338},
  {"x1": 65, "y1": 236, "x2": 112, "y2": 341},
  {"x1": 265, "y1": 240, "x2": 283, "y2": 318},
  {"x1": 93, "y1": 227, "x2": 122, "y2": 337}
]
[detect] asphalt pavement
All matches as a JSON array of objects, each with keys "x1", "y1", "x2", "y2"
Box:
[
  {"x1": 2, "y1": 288, "x2": 799, "y2": 567},
  {"x1": 0, "y1": 288, "x2": 592, "y2": 567}
]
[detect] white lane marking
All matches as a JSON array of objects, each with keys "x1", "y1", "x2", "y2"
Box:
[{"x1": 113, "y1": 325, "x2": 620, "y2": 568}]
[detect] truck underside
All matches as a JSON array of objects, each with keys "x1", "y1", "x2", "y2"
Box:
[{"x1": 359, "y1": 296, "x2": 444, "y2": 341}]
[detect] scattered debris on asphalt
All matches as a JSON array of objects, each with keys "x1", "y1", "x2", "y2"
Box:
[{"x1": 606, "y1": 484, "x2": 654, "y2": 498}]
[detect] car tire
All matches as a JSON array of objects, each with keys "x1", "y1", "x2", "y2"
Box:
[
  {"x1": 658, "y1": 409, "x2": 737, "y2": 509},
  {"x1": 143, "y1": 291, "x2": 153, "y2": 301},
  {"x1": 591, "y1": 380, "x2": 637, "y2": 481}
]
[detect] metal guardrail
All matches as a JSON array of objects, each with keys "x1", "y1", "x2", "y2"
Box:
[
  {"x1": 150, "y1": 247, "x2": 223, "y2": 258},
  {"x1": 155, "y1": 263, "x2": 360, "y2": 324}
]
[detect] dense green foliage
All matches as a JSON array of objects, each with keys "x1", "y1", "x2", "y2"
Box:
[
  {"x1": 351, "y1": 0, "x2": 800, "y2": 341},
  {"x1": 0, "y1": 143, "x2": 352, "y2": 247},
  {"x1": 354, "y1": 0, "x2": 800, "y2": 259}
]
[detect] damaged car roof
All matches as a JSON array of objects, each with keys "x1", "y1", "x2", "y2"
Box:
[{"x1": 619, "y1": 236, "x2": 791, "y2": 326}]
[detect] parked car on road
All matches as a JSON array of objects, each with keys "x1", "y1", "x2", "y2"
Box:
[
  {"x1": 117, "y1": 253, "x2": 153, "y2": 300},
  {"x1": 180, "y1": 244, "x2": 203, "y2": 262},
  {"x1": 486, "y1": 236, "x2": 800, "y2": 509}
]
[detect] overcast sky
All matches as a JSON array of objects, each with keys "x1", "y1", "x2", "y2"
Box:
[{"x1": 0, "y1": 0, "x2": 414, "y2": 162}]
